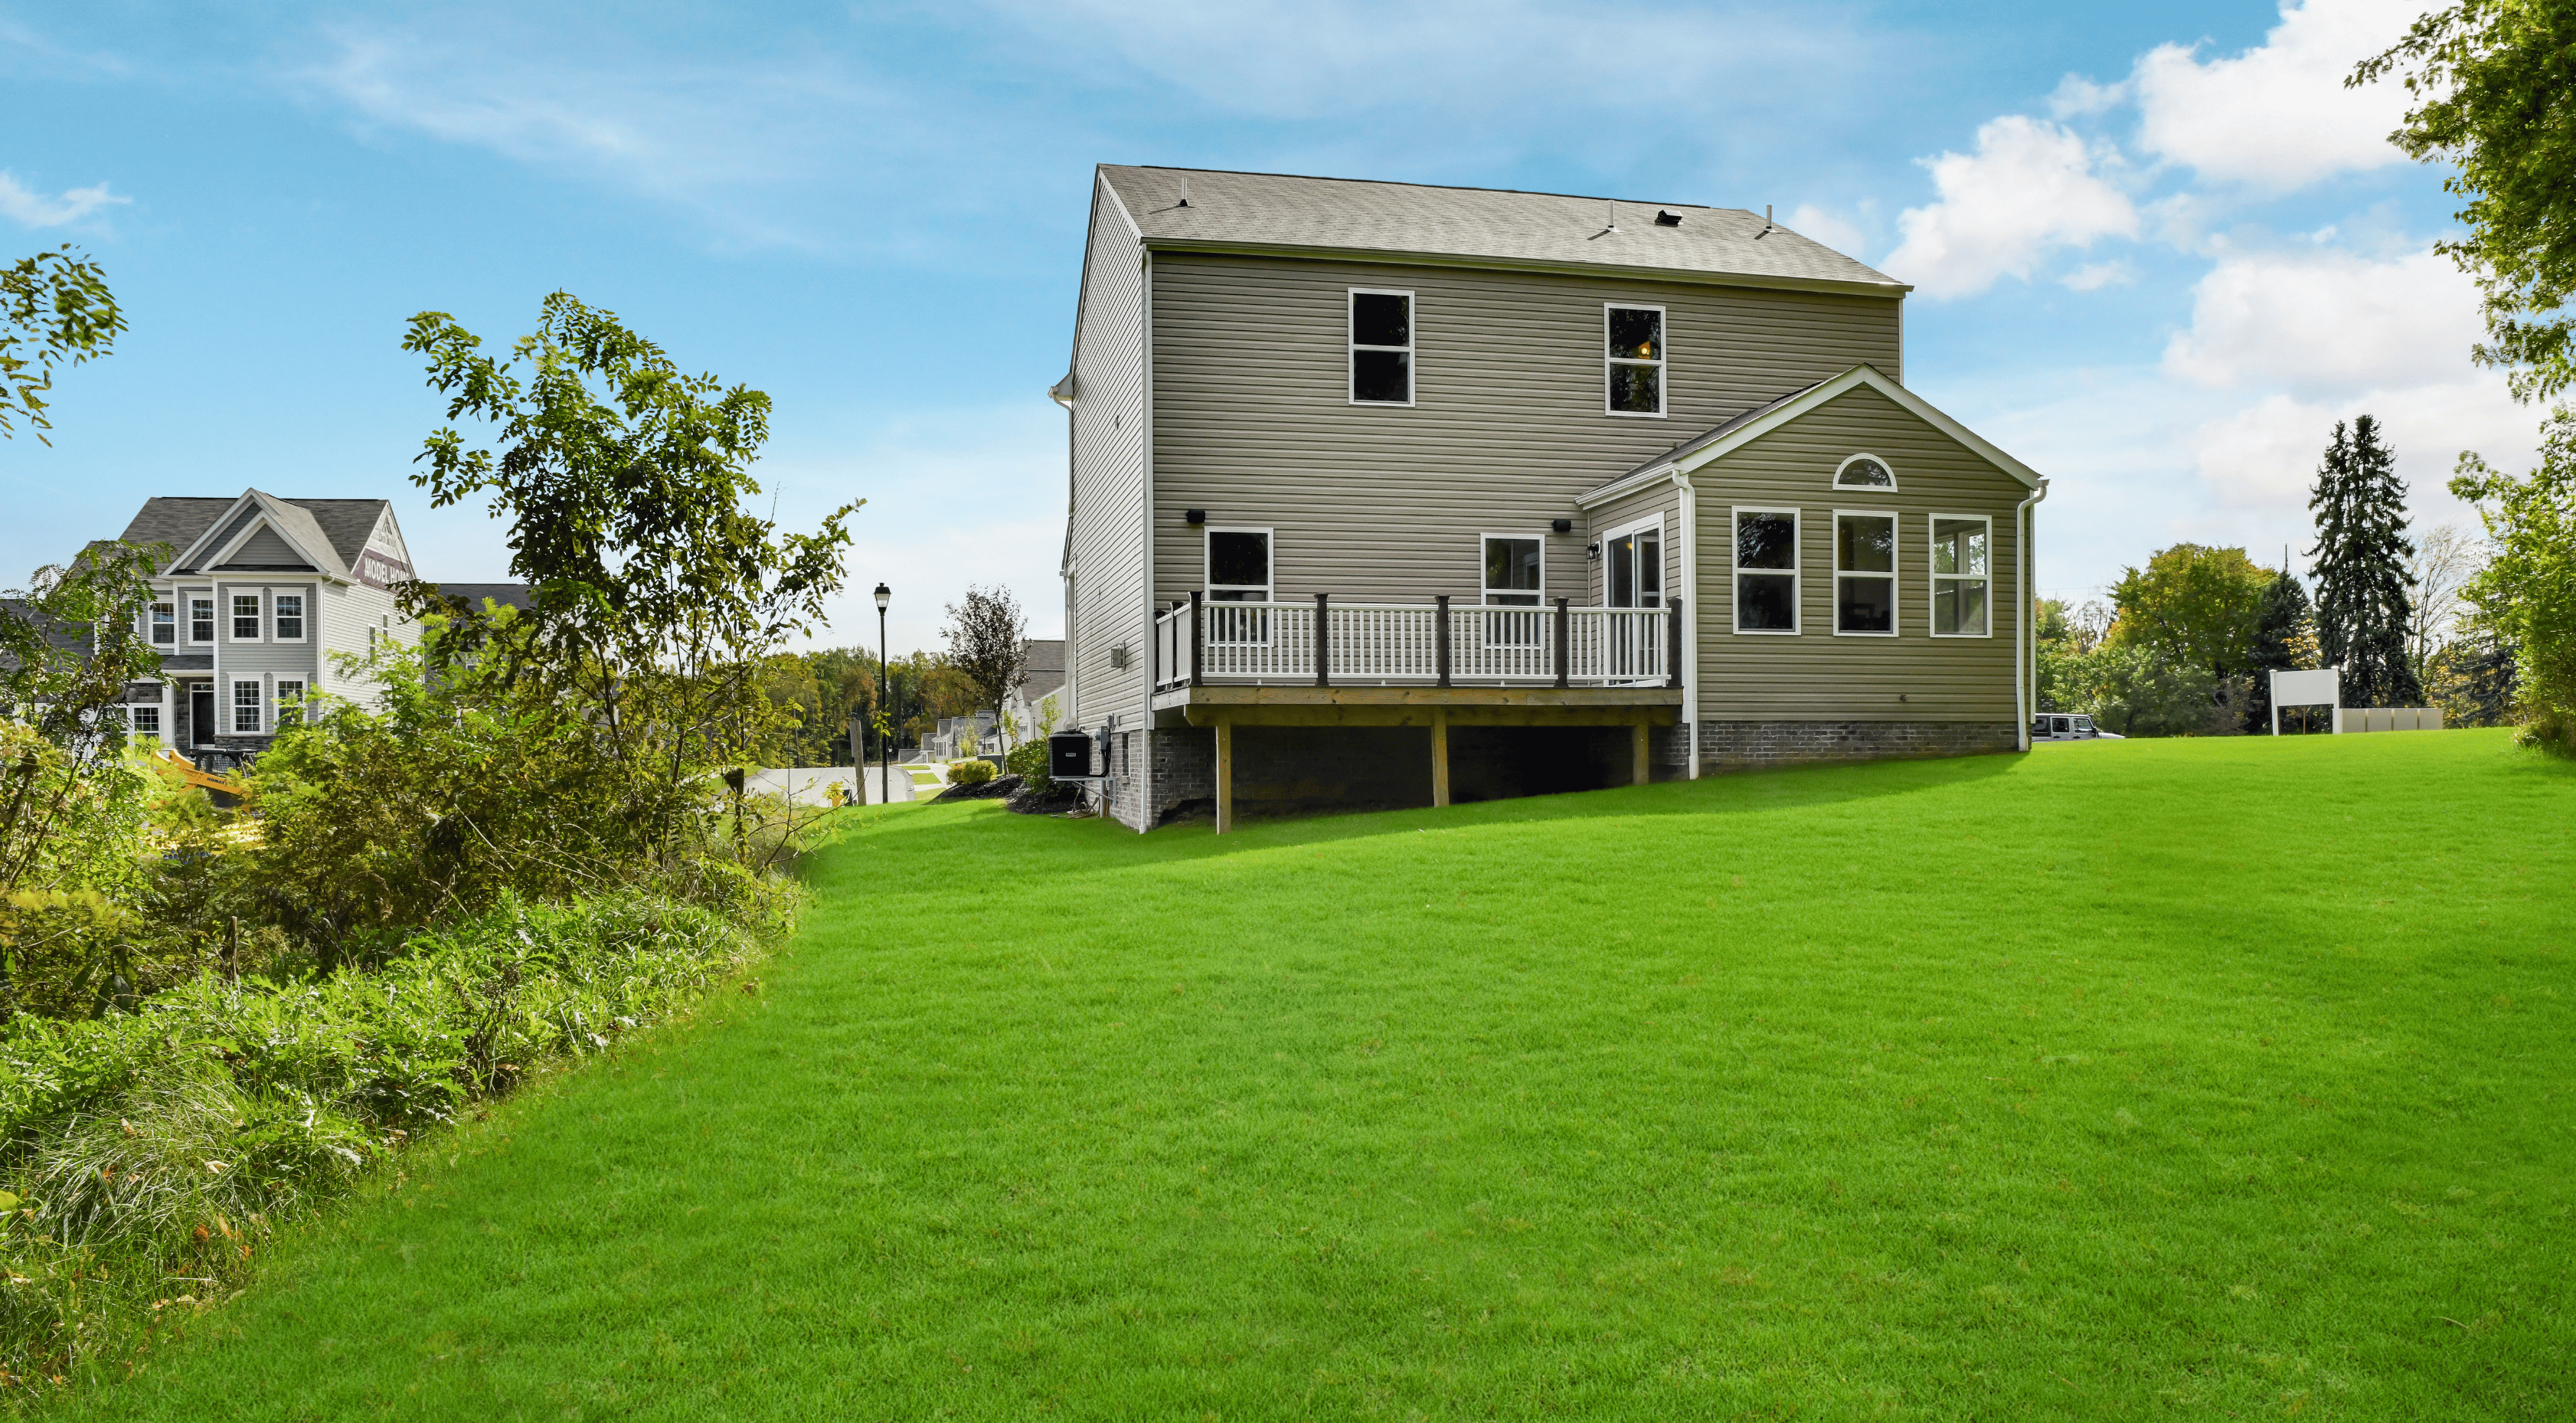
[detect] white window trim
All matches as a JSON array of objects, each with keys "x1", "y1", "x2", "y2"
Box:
[
  {"x1": 1831, "y1": 508, "x2": 1901, "y2": 638},
  {"x1": 1833, "y1": 452, "x2": 1901, "y2": 492},
  {"x1": 1598, "y1": 514, "x2": 1666, "y2": 610},
  {"x1": 145, "y1": 595, "x2": 176, "y2": 647},
  {"x1": 1204, "y1": 526, "x2": 1274, "y2": 601},
  {"x1": 1927, "y1": 512, "x2": 1996, "y2": 640},
  {"x1": 1478, "y1": 532, "x2": 1547, "y2": 606},
  {"x1": 1603, "y1": 303, "x2": 1668, "y2": 419},
  {"x1": 1348, "y1": 288, "x2": 1416, "y2": 408},
  {"x1": 274, "y1": 678, "x2": 306, "y2": 728},
  {"x1": 1731, "y1": 505, "x2": 1800, "y2": 636},
  {"x1": 227, "y1": 587, "x2": 265, "y2": 644},
  {"x1": 229, "y1": 676, "x2": 265, "y2": 736},
  {"x1": 186, "y1": 591, "x2": 215, "y2": 647},
  {"x1": 272, "y1": 589, "x2": 308, "y2": 643}
]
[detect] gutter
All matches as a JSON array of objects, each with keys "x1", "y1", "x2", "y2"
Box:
[
  {"x1": 1139, "y1": 238, "x2": 1912, "y2": 301},
  {"x1": 2013, "y1": 478, "x2": 2050, "y2": 752}
]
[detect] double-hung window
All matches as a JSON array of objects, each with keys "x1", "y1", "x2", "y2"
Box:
[
  {"x1": 1349, "y1": 290, "x2": 1413, "y2": 405},
  {"x1": 1605, "y1": 305, "x2": 1665, "y2": 416},
  {"x1": 1205, "y1": 528, "x2": 1272, "y2": 645},
  {"x1": 1482, "y1": 535, "x2": 1543, "y2": 646},
  {"x1": 274, "y1": 593, "x2": 305, "y2": 641},
  {"x1": 188, "y1": 597, "x2": 214, "y2": 644},
  {"x1": 231, "y1": 679, "x2": 263, "y2": 734},
  {"x1": 1833, "y1": 512, "x2": 1897, "y2": 635},
  {"x1": 1930, "y1": 515, "x2": 1992, "y2": 636},
  {"x1": 1734, "y1": 509, "x2": 1798, "y2": 633},
  {"x1": 231, "y1": 594, "x2": 262, "y2": 641},
  {"x1": 274, "y1": 679, "x2": 306, "y2": 729},
  {"x1": 149, "y1": 600, "x2": 175, "y2": 646}
]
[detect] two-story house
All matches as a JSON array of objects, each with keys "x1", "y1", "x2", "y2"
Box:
[
  {"x1": 1054, "y1": 167, "x2": 2048, "y2": 833},
  {"x1": 113, "y1": 489, "x2": 426, "y2": 773}
]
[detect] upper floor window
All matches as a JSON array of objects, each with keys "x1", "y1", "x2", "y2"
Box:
[
  {"x1": 1835, "y1": 454, "x2": 1896, "y2": 489},
  {"x1": 1734, "y1": 508, "x2": 1798, "y2": 633},
  {"x1": 231, "y1": 594, "x2": 261, "y2": 641},
  {"x1": 188, "y1": 597, "x2": 214, "y2": 644},
  {"x1": 1930, "y1": 515, "x2": 1992, "y2": 636},
  {"x1": 1834, "y1": 512, "x2": 1897, "y2": 636},
  {"x1": 1605, "y1": 305, "x2": 1665, "y2": 417},
  {"x1": 149, "y1": 600, "x2": 175, "y2": 646},
  {"x1": 274, "y1": 593, "x2": 305, "y2": 641},
  {"x1": 1349, "y1": 290, "x2": 1413, "y2": 405}
]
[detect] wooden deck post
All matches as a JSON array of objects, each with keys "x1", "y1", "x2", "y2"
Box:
[
  {"x1": 1553, "y1": 598, "x2": 1570, "y2": 689},
  {"x1": 1214, "y1": 713, "x2": 1233, "y2": 835},
  {"x1": 1632, "y1": 720, "x2": 1650, "y2": 786},
  {"x1": 1666, "y1": 596, "x2": 1683, "y2": 689},
  {"x1": 1435, "y1": 594, "x2": 1451, "y2": 687},
  {"x1": 1315, "y1": 592, "x2": 1330, "y2": 687},
  {"x1": 1430, "y1": 707, "x2": 1450, "y2": 808}
]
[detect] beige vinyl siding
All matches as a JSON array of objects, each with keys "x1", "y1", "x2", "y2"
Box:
[
  {"x1": 1694, "y1": 384, "x2": 2024, "y2": 722},
  {"x1": 1147, "y1": 252, "x2": 1898, "y2": 610},
  {"x1": 1065, "y1": 176, "x2": 1152, "y2": 725},
  {"x1": 1584, "y1": 481, "x2": 1681, "y2": 608}
]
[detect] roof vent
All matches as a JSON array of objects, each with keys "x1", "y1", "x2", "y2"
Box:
[
  {"x1": 1654, "y1": 210, "x2": 1683, "y2": 227},
  {"x1": 1177, "y1": 175, "x2": 1191, "y2": 208}
]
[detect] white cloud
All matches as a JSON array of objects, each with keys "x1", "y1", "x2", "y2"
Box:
[
  {"x1": 2063, "y1": 260, "x2": 2133, "y2": 291},
  {"x1": 2162, "y1": 247, "x2": 2484, "y2": 396},
  {"x1": 1784, "y1": 204, "x2": 1862, "y2": 258},
  {"x1": 2182, "y1": 381, "x2": 2524, "y2": 522},
  {"x1": 1881, "y1": 116, "x2": 2137, "y2": 299},
  {"x1": 2133, "y1": 0, "x2": 2422, "y2": 189},
  {"x1": 2048, "y1": 73, "x2": 2126, "y2": 119},
  {"x1": 0, "y1": 172, "x2": 129, "y2": 228}
]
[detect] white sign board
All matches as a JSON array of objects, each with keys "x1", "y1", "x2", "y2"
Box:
[{"x1": 2270, "y1": 667, "x2": 2340, "y2": 736}]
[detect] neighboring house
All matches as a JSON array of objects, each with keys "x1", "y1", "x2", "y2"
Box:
[
  {"x1": 1054, "y1": 167, "x2": 2048, "y2": 833},
  {"x1": 111, "y1": 489, "x2": 427, "y2": 774},
  {"x1": 922, "y1": 712, "x2": 999, "y2": 762},
  {"x1": 1002, "y1": 637, "x2": 1067, "y2": 744}
]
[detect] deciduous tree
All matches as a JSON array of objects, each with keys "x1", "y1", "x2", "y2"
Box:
[
  {"x1": 2241, "y1": 567, "x2": 2318, "y2": 733},
  {"x1": 0, "y1": 247, "x2": 124, "y2": 445},
  {"x1": 2107, "y1": 545, "x2": 2271, "y2": 678},
  {"x1": 942, "y1": 585, "x2": 1028, "y2": 742}
]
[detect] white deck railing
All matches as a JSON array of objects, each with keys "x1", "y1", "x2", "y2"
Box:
[{"x1": 1152, "y1": 597, "x2": 1674, "y2": 690}]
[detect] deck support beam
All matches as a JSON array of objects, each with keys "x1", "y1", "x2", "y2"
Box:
[
  {"x1": 1632, "y1": 722, "x2": 1650, "y2": 786},
  {"x1": 1430, "y1": 708, "x2": 1450, "y2": 807},
  {"x1": 1214, "y1": 714, "x2": 1234, "y2": 835}
]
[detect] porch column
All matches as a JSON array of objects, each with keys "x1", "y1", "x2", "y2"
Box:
[
  {"x1": 1430, "y1": 707, "x2": 1450, "y2": 808},
  {"x1": 1632, "y1": 720, "x2": 1650, "y2": 786},
  {"x1": 1214, "y1": 714, "x2": 1234, "y2": 835}
]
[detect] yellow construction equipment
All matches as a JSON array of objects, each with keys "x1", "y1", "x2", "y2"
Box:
[{"x1": 153, "y1": 748, "x2": 245, "y2": 800}]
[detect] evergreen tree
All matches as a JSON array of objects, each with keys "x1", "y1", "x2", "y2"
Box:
[
  {"x1": 2308, "y1": 415, "x2": 2423, "y2": 707},
  {"x1": 2241, "y1": 562, "x2": 2315, "y2": 733}
]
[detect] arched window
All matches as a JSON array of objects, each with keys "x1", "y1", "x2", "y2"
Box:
[{"x1": 1833, "y1": 453, "x2": 1897, "y2": 490}]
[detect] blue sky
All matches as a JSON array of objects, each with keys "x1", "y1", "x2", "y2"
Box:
[{"x1": 2, "y1": 0, "x2": 2525, "y2": 651}]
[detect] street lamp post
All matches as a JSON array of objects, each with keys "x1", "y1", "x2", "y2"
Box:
[{"x1": 874, "y1": 582, "x2": 892, "y2": 806}]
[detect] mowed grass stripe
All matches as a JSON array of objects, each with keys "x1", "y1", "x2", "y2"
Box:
[{"x1": 62, "y1": 731, "x2": 2573, "y2": 1421}]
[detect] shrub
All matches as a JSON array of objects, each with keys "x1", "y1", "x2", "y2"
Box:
[
  {"x1": 1004, "y1": 738, "x2": 1051, "y2": 792},
  {"x1": 948, "y1": 758, "x2": 997, "y2": 786},
  {"x1": 0, "y1": 892, "x2": 762, "y2": 1395}
]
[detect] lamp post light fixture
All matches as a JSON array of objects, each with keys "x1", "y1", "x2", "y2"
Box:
[{"x1": 874, "y1": 582, "x2": 892, "y2": 807}]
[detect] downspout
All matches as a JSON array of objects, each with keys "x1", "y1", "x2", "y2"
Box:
[
  {"x1": 1673, "y1": 469, "x2": 1700, "y2": 778},
  {"x1": 1136, "y1": 247, "x2": 1155, "y2": 833},
  {"x1": 2013, "y1": 477, "x2": 2050, "y2": 751}
]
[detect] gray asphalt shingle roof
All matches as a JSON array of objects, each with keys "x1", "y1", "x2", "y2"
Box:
[
  {"x1": 1097, "y1": 167, "x2": 1903, "y2": 292},
  {"x1": 116, "y1": 492, "x2": 391, "y2": 576}
]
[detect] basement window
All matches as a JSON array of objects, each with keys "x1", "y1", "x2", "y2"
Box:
[
  {"x1": 1834, "y1": 513, "x2": 1897, "y2": 636},
  {"x1": 1734, "y1": 508, "x2": 1798, "y2": 633},
  {"x1": 1930, "y1": 515, "x2": 1992, "y2": 637},
  {"x1": 1349, "y1": 290, "x2": 1414, "y2": 405},
  {"x1": 1605, "y1": 305, "x2": 1665, "y2": 417}
]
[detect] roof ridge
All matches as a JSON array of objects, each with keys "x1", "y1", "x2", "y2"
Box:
[{"x1": 1113, "y1": 163, "x2": 1739, "y2": 215}]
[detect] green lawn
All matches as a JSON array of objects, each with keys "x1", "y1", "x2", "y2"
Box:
[{"x1": 65, "y1": 731, "x2": 2574, "y2": 1420}]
